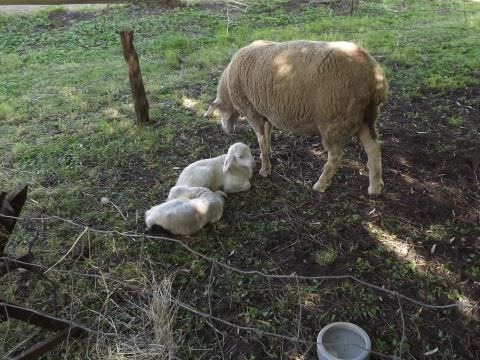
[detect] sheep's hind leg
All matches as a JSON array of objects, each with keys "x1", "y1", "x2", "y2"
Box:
[
  {"x1": 313, "y1": 145, "x2": 344, "y2": 193},
  {"x1": 358, "y1": 126, "x2": 384, "y2": 195}
]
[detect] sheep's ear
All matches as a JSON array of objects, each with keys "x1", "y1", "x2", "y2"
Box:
[
  {"x1": 223, "y1": 153, "x2": 235, "y2": 172},
  {"x1": 204, "y1": 99, "x2": 220, "y2": 117}
]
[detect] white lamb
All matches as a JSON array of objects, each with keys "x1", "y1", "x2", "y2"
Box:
[
  {"x1": 169, "y1": 142, "x2": 254, "y2": 197},
  {"x1": 145, "y1": 186, "x2": 226, "y2": 236}
]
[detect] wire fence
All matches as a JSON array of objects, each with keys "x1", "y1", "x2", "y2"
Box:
[
  {"x1": 1, "y1": 212, "x2": 479, "y2": 359},
  {"x1": 1, "y1": 1, "x2": 480, "y2": 359}
]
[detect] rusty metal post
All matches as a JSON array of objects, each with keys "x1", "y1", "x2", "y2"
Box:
[
  {"x1": 13, "y1": 327, "x2": 83, "y2": 360},
  {"x1": 0, "y1": 299, "x2": 87, "y2": 360},
  {"x1": 1, "y1": 184, "x2": 28, "y2": 253},
  {"x1": 1, "y1": 184, "x2": 88, "y2": 359},
  {"x1": 0, "y1": 253, "x2": 34, "y2": 277}
]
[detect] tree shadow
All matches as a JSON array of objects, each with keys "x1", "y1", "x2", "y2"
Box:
[{"x1": 173, "y1": 85, "x2": 480, "y2": 359}]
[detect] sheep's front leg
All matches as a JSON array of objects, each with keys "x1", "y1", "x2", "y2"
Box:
[
  {"x1": 313, "y1": 145, "x2": 344, "y2": 192},
  {"x1": 247, "y1": 111, "x2": 271, "y2": 177},
  {"x1": 358, "y1": 126, "x2": 384, "y2": 195},
  {"x1": 265, "y1": 121, "x2": 273, "y2": 156},
  {"x1": 257, "y1": 130, "x2": 271, "y2": 177}
]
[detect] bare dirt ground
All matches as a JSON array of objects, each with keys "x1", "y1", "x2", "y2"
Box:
[{"x1": 149, "y1": 84, "x2": 480, "y2": 358}]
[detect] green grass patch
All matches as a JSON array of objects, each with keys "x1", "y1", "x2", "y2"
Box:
[{"x1": 1, "y1": 1, "x2": 480, "y2": 359}]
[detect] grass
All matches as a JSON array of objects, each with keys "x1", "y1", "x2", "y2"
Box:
[
  {"x1": 447, "y1": 115, "x2": 466, "y2": 128},
  {"x1": 313, "y1": 246, "x2": 337, "y2": 266},
  {"x1": 92, "y1": 275, "x2": 180, "y2": 359},
  {"x1": 1, "y1": 0, "x2": 480, "y2": 359}
]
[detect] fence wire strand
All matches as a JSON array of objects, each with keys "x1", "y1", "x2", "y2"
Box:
[
  {"x1": 1, "y1": 2, "x2": 480, "y2": 358},
  {"x1": 1, "y1": 212, "x2": 480, "y2": 359}
]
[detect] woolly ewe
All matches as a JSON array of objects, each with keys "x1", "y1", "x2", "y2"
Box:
[{"x1": 205, "y1": 40, "x2": 388, "y2": 195}]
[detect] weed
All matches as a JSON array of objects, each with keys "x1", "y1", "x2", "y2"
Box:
[
  {"x1": 313, "y1": 246, "x2": 337, "y2": 266},
  {"x1": 425, "y1": 224, "x2": 448, "y2": 242},
  {"x1": 352, "y1": 257, "x2": 373, "y2": 275},
  {"x1": 447, "y1": 115, "x2": 465, "y2": 127}
]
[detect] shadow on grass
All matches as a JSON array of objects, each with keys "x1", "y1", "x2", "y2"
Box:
[
  {"x1": 147, "y1": 86, "x2": 479, "y2": 359},
  {"x1": 2, "y1": 86, "x2": 479, "y2": 359}
]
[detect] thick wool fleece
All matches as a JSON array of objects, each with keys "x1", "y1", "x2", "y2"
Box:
[
  {"x1": 172, "y1": 142, "x2": 254, "y2": 194},
  {"x1": 211, "y1": 40, "x2": 387, "y2": 194},
  {"x1": 219, "y1": 40, "x2": 387, "y2": 146},
  {"x1": 145, "y1": 186, "x2": 225, "y2": 236}
]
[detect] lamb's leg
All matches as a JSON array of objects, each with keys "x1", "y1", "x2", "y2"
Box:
[
  {"x1": 358, "y1": 126, "x2": 384, "y2": 195},
  {"x1": 264, "y1": 121, "x2": 273, "y2": 156},
  {"x1": 313, "y1": 145, "x2": 344, "y2": 193}
]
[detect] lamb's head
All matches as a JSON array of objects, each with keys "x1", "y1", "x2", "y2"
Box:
[
  {"x1": 223, "y1": 142, "x2": 254, "y2": 177},
  {"x1": 144, "y1": 205, "x2": 160, "y2": 230},
  {"x1": 204, "y1": 98, "x2": 239, "y2": 135}
]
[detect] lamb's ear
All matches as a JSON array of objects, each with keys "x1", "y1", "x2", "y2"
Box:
[
  {"x1": 223, "y1": 153, "x2": 236, "y2": 173},
  {"x1": 204, "y1": 99, "x2": 221, "y2": 117}
]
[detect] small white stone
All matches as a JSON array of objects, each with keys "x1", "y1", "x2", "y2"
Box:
[{"x1": 100, "y1": 197, "x2": 110, "y2": 205}]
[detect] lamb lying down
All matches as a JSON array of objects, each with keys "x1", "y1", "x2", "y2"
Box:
[
  {"x1": 145, "y1": 143, "x2": 254, "y2": 235},
  {"x1": 171, "y1": 142, "x2": 254, "y2": 195},
  {"x1": 145, "y1": 186, "x2": 226, "y2": 236}
]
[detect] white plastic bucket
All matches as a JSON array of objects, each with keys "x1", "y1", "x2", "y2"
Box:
[{"x1": 317, "y1": 322, "x2": 371, "y2": 360}]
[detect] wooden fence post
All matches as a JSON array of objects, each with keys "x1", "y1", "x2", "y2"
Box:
[
  {"x1": 350, "y1": 0, "x2": 359, "y2": 15},
  {"x1": 120, "y1": 30, "x2": 149, "y2": 124}
]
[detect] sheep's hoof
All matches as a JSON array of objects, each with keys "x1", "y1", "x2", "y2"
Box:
[
  {"x1": 313, "y1": 181, "x2": 328, "y2": 193},
  {"x1": 368, "y1": 181, "x2": 384, "y2": 196},
  {"x1": 259, "y1": 168, "x2": 271, "y2": 177}
]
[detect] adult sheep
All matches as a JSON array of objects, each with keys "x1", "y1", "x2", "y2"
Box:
[{"x1": 204, "y1": 40, "x2": 388, "y2": 195}]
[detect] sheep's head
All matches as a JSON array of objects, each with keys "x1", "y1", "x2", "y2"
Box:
[
  {"x1": 204, "y1": 99, "x2": 239, "y2": 135},
  {"x1": 223, "y1": 142, "x2": 254, "y2": 176}
]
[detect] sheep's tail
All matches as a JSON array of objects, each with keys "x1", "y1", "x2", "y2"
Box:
[
  {"x1": 363, "y1": 63, "x2": 388, "y2": 140},
  {"x1": 372, "y1": 63, "x2": 388, "y2": 106}
]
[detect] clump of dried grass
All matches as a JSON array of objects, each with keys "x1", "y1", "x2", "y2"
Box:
[{"x1": 93, "y1": 276, "x2": 181, "y2": 360}]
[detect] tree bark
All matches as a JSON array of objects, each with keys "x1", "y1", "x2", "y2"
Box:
[{"x1": 120, "y1": 30, "x2": 149, "y2": 124}]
